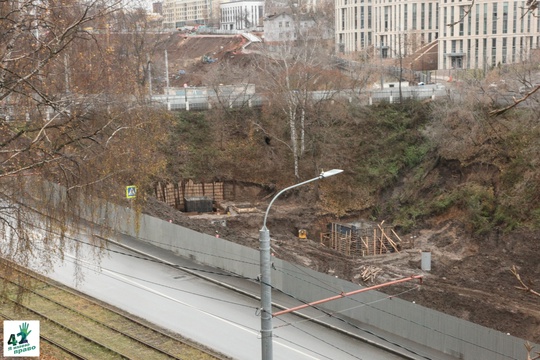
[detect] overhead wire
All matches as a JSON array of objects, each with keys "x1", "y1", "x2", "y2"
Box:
[
  {"x1": 0, "y1": 208, "x2": 520, "y2": 360},
  {"x1": 273, "y1": 316, "x2": 364, "y2": 360}
]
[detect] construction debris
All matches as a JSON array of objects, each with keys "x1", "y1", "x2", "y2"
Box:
[{"x1": 359, "y1": 265, "x2": 382, "y2": 282}]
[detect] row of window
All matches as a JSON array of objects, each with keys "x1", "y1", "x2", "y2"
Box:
[
  {"x1": 441, "y1": 36, "x2": 539, "y2": 69},
  {"x1": 441, "y1": 2, "x2": 537, "y2": 37},
  {"x1": 338, "y1": 1, "x2": 539, "y2": 35}
]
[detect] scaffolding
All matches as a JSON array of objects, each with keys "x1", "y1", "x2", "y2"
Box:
[{"x1": 320, "y1": 221, "x2": 411, "y2": 257}]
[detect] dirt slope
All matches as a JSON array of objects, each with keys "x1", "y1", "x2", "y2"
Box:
[{"x1": 143, "y1": 196, "x2": 540, "y2": 346}]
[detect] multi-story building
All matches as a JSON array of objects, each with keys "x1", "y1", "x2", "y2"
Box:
[
  {"x1": 220, "y1": 0, "x2": 265, "y2": 31},
  {"x1": 264, "y1": 11, "x2": 333, "y2": 43},
  {"x1": 335, "y1": 0, "x2": 540, "y2": 70},
  {"x1": 162, "y1": 0, "x2": 215, "y2": 29}
]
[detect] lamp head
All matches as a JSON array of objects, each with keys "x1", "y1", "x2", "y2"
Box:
[{"x1": 320, "y1": 169, "x2": 344, "y2": 178}]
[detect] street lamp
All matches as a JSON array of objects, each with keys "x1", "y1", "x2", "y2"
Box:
[{"x1": 259, "y1": 169, "x2": 344, "y2": 360}]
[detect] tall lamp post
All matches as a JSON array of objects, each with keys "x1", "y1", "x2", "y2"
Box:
[{"x1": 259, "y1": 169, "x2": 344, "y2": 360}]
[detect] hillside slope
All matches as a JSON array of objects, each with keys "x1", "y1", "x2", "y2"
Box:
[{"x1": 147, "y1": 49, "x2": 540, "y2": 346}]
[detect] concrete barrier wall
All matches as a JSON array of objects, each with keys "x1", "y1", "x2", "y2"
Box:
[
  {"x1": 104, "y1": 206, "x2": 534, "y2": 360},
  {"x1": 33, "y1": 183, "x2": 536, "y2": 360}
]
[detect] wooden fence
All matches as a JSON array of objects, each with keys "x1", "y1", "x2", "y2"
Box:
[{"x1": 155, "y1": 180, "x2": 235, "y2": 211}]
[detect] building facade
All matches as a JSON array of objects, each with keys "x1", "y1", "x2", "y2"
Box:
[
  {"x1": 264, "y1": 12, "x2": 332, "y2": 43},
  {"x1": 438, "y1": 0, "x2": 540, "y2": 71},
  {"x1": 162, "y1": 0, "x2": 215, "y2": 28},
  {"x1": 335, "y1": 0, "x2": 540, "y2": 70},
  {"x1": 220, "y1": 0, "x2": 265, "y2": 31}
]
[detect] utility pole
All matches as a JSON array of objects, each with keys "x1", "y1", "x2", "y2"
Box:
[
  {"x1": 398, "y1": 30, "x2": 403, "y2": 103},
  {"x1": 165, "y1": 50, "x2": 170, "y2": 90},
  {"x1": 259, "y1": 169, "x2": 343, "y2": 360},
  {"x1": 380, "y1": 35, "x2": 384, "y2": 89},
  {"x1": 147, "y1": 54, "x2": 152, "y2": 97}
]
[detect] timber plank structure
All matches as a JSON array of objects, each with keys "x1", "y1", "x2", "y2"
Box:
[
  {"x1": 320, "y1": 221, "x2": 412, "y2": 257},
  {"x1": 155, "y1": 180, "x2": 229, "y2": 212}
]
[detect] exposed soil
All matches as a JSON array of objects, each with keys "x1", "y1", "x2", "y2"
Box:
[
  {"x1": 143, "y1": 195, "x2": 540, "y2": 346},
  {"x1": 145, "y1": 34, "x2": 540, "y2": 348}
]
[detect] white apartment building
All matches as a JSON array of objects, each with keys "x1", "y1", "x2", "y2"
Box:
[
  {"x1": 335, "y1": 0, "x2": 540, "y2": 70},
  {"x1": 162, "y1": 0, "x2": 215, "y2": 28},
  {"x1": 220, "y1": 0, "x2": 265, "y2": 31}
]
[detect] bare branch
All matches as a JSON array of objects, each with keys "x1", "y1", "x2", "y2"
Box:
[
  {"x1": 525, "y1": 342, "x2": 540, "y2": 360},
  {"x1": 489, "y1": 84, "x2": 540, "y2": 116},
  {"x1": 447, "y1": 0, "x2": 475, "y2": 27},
  {"x1": 510, "y1": 265, "x2": 540, "y2": 298}
]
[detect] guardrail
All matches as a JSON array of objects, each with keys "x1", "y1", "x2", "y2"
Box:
[{"x1": 151, "y1": 85, "x2": 448, "y2": 111}]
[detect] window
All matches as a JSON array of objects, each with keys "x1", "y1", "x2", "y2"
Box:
[
  {"x1": 492, "y1": 38, "x2": 497, "y2": 66},
  {"x1": 482, "y1": 38, "x2": 487, "y2": 69},
  {"x1": 412, "y1": 3, "x2": 417, "y2": 29},
  {"x1": 474, "y1": 4, "x2": 480, "y2": 35},
  {"x1": 512, "y1": 37, "x2": 516, "y2": 62},
  {"x1": 467, "y1": 5, "x2": 471, "y2": 35},
  {"x1": 421, "y1": 3, "x2": 425, "y2": 30},
  {"x1": 513, "y1": 2, "x2": 517, "y2": 33},
  {"x1": 436, "y1": 3, "x2": 439, "y2": 29},
  {"x1": 475, "y1": 39, "x2": 479, "y2": 68},
  {"x1": 502, "y1": 2, "x2": 508, "y2": 33},
  {"x1": 443, "y1": 40, "x2": 447, "y2": 69},
  {"x1": 467, "y1": 39, "x2": 471, "y2": 67},
  {"x1": 521, "y1": 4, "x2": 524, "y2": 33},
  {"x1": 443, "y1": 7, "x2": 447, "y2": 36},
  {"x1": 483, "y1": 4, "x2": 487, "y2": 35},
  {"x1": 279, "y1": 21, "x2": 282, "y2": 28},
  {"x1": 502, "y1": 37, "x2": 507, "y2": 63},
  {"x1": 286, "y1": 21, "x2": 290, "y2": 27},
  {"x1": 428, "y1": 3, "x2": 432, "y2": 29},
  {"x1": 450, "y1": 6, "x2": 454, "y2": 36},
  {"x1": 403, "y1": 4, "x2": 407, "y2": 30},
  {"x1": 460, "y1": 6, "x2": 465, "y2": 35},
  {"x1": 492, "y1": 3, "x2": 497, "y2": 34}
]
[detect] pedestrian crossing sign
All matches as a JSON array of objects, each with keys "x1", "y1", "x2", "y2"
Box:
[{"x1": 126, "y1": 185, "x2": 137, "y2": 199}]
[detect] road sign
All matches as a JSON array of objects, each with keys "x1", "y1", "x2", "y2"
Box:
[{"x1": 126, "y1": 185, "x2": 137, "y2": 199}]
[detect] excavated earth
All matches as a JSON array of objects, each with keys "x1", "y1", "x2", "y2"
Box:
[
  {"x1": 144, "y1": 195, "x2": 540, "y2": 347},
  {"x1": 146, "y1": 34, "x2": 540, "y2": 349}
]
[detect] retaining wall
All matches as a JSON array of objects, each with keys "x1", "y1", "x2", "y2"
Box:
[{"x1": 100, "y1": 201, "x2": 535, "y2": 360}]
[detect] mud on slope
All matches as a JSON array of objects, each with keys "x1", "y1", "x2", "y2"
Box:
[{"x1": 143, "y1": 196, "x2": 540, "y2": 345}]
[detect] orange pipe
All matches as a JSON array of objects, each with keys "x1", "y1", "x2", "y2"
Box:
[{"x1": 272, "y1": 275, "x2": 423, "y2": 317}]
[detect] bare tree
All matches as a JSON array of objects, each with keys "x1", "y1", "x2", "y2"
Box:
[
  {"x1": 0, "y1": 0, "x2": 171, "y2": 273},
  {"x1": 255, "y1": 11, "x2": 347, "y2": 178}
]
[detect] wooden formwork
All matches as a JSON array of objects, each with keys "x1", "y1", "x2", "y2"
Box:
[
  {"x1": 320, "y1": 221, "x2": 407, "y2": 257},
  {"x1": 155, "y1": 180, "x2": 232, "y2": 211}
]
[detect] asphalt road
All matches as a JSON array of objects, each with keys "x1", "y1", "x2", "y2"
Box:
[{"x1": 25, "y1": 227, "x2": 413, "y2": 360}]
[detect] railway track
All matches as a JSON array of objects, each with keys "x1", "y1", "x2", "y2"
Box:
[{"x1": 0, "y1": 265, "x2": 229, "y2": 360}]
